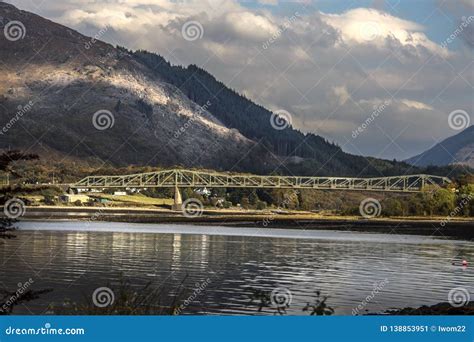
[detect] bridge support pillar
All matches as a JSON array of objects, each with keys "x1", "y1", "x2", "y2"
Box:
[{"x1": 172, "y1": 185, "x2": 182, "y2": 211}]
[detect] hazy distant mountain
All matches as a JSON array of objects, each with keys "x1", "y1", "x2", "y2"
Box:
[
  {"x1": 0, "y1": 2, "x2": 417, "y2": 176},
  {"x1": 405, "y1": 126, "x2": 474, "y2": 168}
]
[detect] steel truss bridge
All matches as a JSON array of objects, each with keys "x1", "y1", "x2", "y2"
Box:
[{"x1": 72, "y1": 169, "x2": 451, "y2": 193}]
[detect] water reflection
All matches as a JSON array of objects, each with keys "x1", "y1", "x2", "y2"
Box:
[{"x1": 0, "y1": 222, "x2": 473, "y2": 315}]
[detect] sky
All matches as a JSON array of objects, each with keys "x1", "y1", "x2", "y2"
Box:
[{"x1": 5, "y1": 0, "x2": 474, "y2": 160}]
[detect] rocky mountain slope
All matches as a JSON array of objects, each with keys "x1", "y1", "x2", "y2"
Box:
[
  {"x1": 0, "y1": 2, "x2": 419, "y2": 176},
  {"x1": 406, "y1": 126, "x2": 474, "y2": 168},
  {"x1": 0, "y1": 2, "x2": 268, "y2": 171}
]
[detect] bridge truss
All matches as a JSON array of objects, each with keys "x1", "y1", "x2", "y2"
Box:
[{"x1": 72, "y1": 169, "x2": 451, "y2": 193}]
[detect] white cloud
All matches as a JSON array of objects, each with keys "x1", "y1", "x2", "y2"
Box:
[
  {"x1": 332, "y1": 86, "x2": 351, "y2": 106},
  {"x1": 321, "y1": 8, "x2": 449, "y2": 57},
  {"x1": 224, "y1": 11, "x2": 278, "y2": 40},
  {"x1": 400, "y1": 99, "x2": 433, "y2": 111}
]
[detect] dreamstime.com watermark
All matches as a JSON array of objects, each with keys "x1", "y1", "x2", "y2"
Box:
[
  {"x1": 84, "y1": 25, "x2": 110, "y2": 50},
  {"x1": 359, "y1": 21, "x2": 381, "y2": 42},
  {"x1": 92, "y1": 287, "x2": 115, "y2": 308},
  {"x1": 448, "y1": 109, "x2": 470, "y2": 131},
  {"x1": 262, "y1": 12, "x2": 300, "y2": 50},
  {"x1": 352, "y1": 100, "x2": 390, "y2": 139},
  {"x1": 0, "y1": 278, "x2": 34, "y2": 314},
  {"x1": 174, "y1": 278, "x2": 212, "y2": 314},
  {"x1": 448, "y1": 287, "x2": 471, "y2": 308},
  {"x1": 262, "y1": 190, "x2": 299, "y2": 226},
  {"x1": 440, "y1": 194, "x2": 472, "y2": 227},
  {"x1": 3, "y1": 198, "x2": 26, "y2": 219},
  {"x1": 270, "y1": 287, "x2": 293, "y2": 308},
  {"x1": 84, "y1": 204, "x2": 110, "y2": 227},
  {"x1": 4, "y1": 323, "x2": 85, "y2": 336},
  {"x1": 270, "y1": 109, "x2": 292, "y2": 130},
  {"x1": 3, "y1": 20, "x2": 26, "y2": 41},
  {"x1": 0, "y1": 101, "x2": 35, "y2": 135},
  {"x1": 441, "y1": 16, "x2": 474, "y2": 48},
  {"x1": 181, "y1": 20, "x2": 204, "y2": 41},
  {"x1": 181, "y1": 198, "x2": 204, "y2": 218},
  {"x1": 92, "y1": 109, "x2": 115, "y2": 130},
  {"x1": 173, "y1": 100, "x2": 212, "y2": 139},
  {"x1": 359, "y1": 197, "x2": 382, "y2": 218},
  {"x1": 352, "y1": 278, "x2": 389, "y2": 315}
]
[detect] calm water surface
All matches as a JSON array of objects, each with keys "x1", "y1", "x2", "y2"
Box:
[{"x1": 1, "y1": 220, "x2": 473, "y2": 315}]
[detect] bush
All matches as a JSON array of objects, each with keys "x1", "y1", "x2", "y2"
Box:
[
  {"x1": 53, "y1": 277, "x2": 186, "y2": 315},
  {"x1": 432, "y1": 189, "x2": 455, "y2": 216},
  {"x1": 406, "y1": 194, "x2": 424, "y2": 216},
  {"x1": 241, "y1": 197, "x2": 250, "y2": 209},
  {"x1": 37, "y1": 187, "x2": 63, "y2": 197},
  {"x1": 382, "y1": 198, "x2": 403, "y2": 216},
  {"x1": 256, "y1": 200, "x2": 267, "y2": 210},
  {"x1": 43, "y1": 195, "x2": 56, "y2": 205},
  {"x1": 457, "y1": 185, "x2": 474, "y2": 217}
]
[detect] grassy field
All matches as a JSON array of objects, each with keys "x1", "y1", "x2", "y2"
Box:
[{"x1": 91, "y1": 193, "x2": 174, "y2": 206}]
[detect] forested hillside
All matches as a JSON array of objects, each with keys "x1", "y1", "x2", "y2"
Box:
[
  {"x1": 133, "y1": 50, "x2": 419, "y2": 176},
  {"x1": 134, "y1": 50, "x2": 341, "y2": 159}
]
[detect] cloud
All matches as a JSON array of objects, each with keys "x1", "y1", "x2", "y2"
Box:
[
  {"x1": 332, "y1": 86, "x2": 351, "y2": 106},
  {"x1": 400, "y1": 100, "x2": 433, "y2": 111},
  {"x1": 321, "y1": 8, "x2": 449, "y2": 57},
  {"x1": 5, "y1": 0, "x2": 472, "y2": 160},
  {"x1": 225, "y1": 11, "x2": 278, "y2": 40}
]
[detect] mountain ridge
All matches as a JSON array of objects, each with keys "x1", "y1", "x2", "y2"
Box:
[
  {"x1": 0, "y1": 1, "x2": 269, "y2": 172},
  {"x1": 405, "y1": 126, "x2": 474, "y2": 168}
]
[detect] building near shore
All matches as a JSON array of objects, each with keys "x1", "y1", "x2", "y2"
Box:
[{"x1": 59, "y1": 194, "x2": 91, "y2": 204}]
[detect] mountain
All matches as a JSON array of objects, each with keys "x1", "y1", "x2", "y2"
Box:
[
  {"x1": 0, "y1": 2, "x2": 417, "y2": 176},
  {"x1": 0, "y1": 2, "x2": 268, "y2": 172},
  {"x1": 405, "y1": 126, "x2": 474, "y2": 168}
]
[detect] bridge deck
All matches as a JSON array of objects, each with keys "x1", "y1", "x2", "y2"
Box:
[{"x1": 71, "y1": 169, "x2": 451, "y2": 193}]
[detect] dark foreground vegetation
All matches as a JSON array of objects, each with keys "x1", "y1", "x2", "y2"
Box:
[
  {"x1": 0, "y1": 151, "x2": 52, "y2": 315},
  {"x1": 386, "y1": 302, "x2": 474, "y2": 315}
]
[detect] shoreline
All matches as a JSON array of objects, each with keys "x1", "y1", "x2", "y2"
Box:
[
  {"x1": 386, "y1": 301, "x2": 474, "y2": 315},
  {"x1": 20, "y1": 206, "x2": 474, "y2": 240}
]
